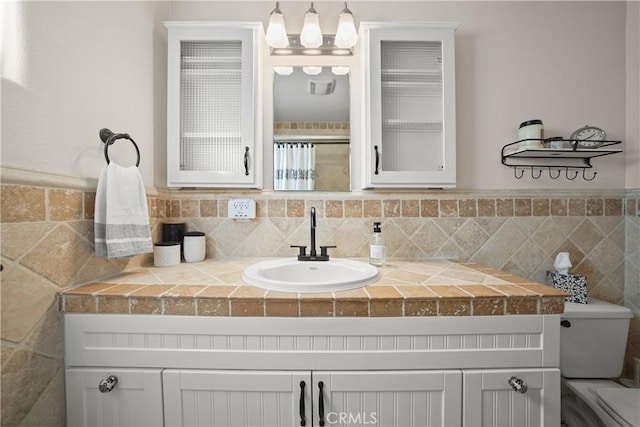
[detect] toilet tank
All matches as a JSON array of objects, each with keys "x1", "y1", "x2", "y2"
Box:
[{"x1": 560, "y1": 297, "x2": 632, "y2": 378}]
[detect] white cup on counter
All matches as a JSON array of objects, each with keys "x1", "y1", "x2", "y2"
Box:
[{"x1": 183, "y1": 231, "x2": 206, "y2": 263}]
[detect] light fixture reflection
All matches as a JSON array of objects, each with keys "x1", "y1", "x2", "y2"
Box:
[
  {"x1": 303, "y1": 66, "x2": 323, "y2": 75},
  {"x1": 265, "y1": 2, "x2": 288, "y2": 48},
  {"x1": 274, "y1": 66, "x2": 294, "y2": 76},
  {"x1": 331, "y1": 66, "x2": 350, "y2": 75},
  {"x1": 334, "y1": 2, "x2": 358, "y2": 48},
  {"x1": 300, "y1": 2, "x2": 323, "y2": 48}
]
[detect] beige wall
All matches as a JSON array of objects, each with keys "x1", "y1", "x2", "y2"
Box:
[{"x1": 2, "y1": 1, "x2": 637, "y2": 190}]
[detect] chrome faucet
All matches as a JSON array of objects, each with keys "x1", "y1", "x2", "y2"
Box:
[{"x1": 291, "y1": 207, "x2": 336, "y2": 261}]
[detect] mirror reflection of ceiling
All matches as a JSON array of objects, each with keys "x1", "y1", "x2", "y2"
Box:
[{"x1": 274, "y1": 67, "x2": 349, "y2": 122}]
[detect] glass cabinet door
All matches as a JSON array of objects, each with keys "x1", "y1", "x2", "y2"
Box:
[
  {"x1": 166, "y1": 23, "x2": 262, "y2": 188},
  {"x1": 364, "y1": 24, "x2": 457, "y2": 188},
  {"x1": 179, "y1": 40, "x2": 244, "y2": 174}
]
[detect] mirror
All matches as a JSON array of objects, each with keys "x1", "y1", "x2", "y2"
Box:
[{"x1": 273, "y1": 66, "x2": 350, "y2": 191}]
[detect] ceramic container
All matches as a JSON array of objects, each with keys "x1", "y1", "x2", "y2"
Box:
[
  {"x1": 154, "y1": 242, "x2": 181, "y2": 267},
  {"x1": 183, "y1": 231, "x2": 206, "y2": 263}
]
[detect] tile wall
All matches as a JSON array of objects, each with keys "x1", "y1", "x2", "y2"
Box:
[{"x1": 1, "y1": 181, "x2": 638, "y2": 425}]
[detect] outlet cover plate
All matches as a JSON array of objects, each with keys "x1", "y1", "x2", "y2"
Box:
[{"x1": 228, "y1": 198, "x2": 256, "y2": 219}]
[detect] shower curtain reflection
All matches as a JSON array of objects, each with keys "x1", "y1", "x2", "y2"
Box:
[{"x1": 274, "y1": 143, "x2": 316, "y2": 191}]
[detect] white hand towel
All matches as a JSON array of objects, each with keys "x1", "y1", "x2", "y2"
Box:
[
  {"x1": 94, "y1": 165, "x2": 109, "y2": 257},
  {"x1": 94, "y1": 163, "x2": 153, "y2": 258}
]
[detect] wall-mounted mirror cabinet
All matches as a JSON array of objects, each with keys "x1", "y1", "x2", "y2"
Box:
[{"x1": 264, "y1": 55, "x2": 358, "y2": 192}]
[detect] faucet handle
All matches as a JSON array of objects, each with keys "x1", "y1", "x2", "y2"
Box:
[
  {"x1": 290, "y1": 245, "x2": 307, "y2": 257},
  {"x1": 320, "y1": 245, "x2": 336, "y2": 258}
]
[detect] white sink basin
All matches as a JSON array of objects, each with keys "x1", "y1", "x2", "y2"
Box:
[{"x1": 242, "y1": 258, "x2": 380, "y2": 293}]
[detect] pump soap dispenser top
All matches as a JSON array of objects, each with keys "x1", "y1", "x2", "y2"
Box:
[{"x1": 369, "y1": 222, "x2": 386, "y2": 267}]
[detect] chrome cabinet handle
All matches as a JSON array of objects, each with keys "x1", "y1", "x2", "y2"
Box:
[
  {"x1": 508, "y1": 376, "x2": 527, "y2": 393},
  {"x1": 244, "y1": 146, "x2": 250, "y2": 176},
  {"x1": 374, "y1": 145, "x2": 380, "y2": 175},
  {"x1": 98, "y1": 375, "x2": 118, "y2": 393},
  {"x1": 299, "y1": 381, "x2": 306, "y2": 426}
]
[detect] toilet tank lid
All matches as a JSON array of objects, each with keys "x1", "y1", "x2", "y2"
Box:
[{"x1": 562, "y1": 298, "x2": 632, "y2": 319}]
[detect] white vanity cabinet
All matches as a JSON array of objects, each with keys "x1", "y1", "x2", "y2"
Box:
[
  {"x1": 165, "y1": 22, "x2": 263, "y2": 188},
  {"x1": 360, "y1": 23, "x2": 458, "y2": 188},
  {"x1": 64, "y1": 314, "x2": 560, "y2": 427}
]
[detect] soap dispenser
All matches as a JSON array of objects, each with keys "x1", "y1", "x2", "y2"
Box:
[{"x1": 369, "y1": 222, "x2": 386, "y2": 267}]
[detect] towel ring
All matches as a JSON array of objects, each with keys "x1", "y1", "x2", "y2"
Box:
[{"x1": 100, "y1": 128, "x2": 141, "y2": 167}]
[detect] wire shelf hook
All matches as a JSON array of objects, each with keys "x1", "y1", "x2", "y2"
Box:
[
  {"x1": 565, "y1": 168, "x2": 579, "y2": 180},
  {"x1": 548, "y1": 168, "x2": 561, "y2": 179},
  {"x1": 583, "y1": 169, "x2": 597, "y2": 181},
  {"x1": 514, "y1": 168, "x2": 525, "y2": 179},
  {"x1": 531, "y1": 167, "x2": 543, "y2": 179}
]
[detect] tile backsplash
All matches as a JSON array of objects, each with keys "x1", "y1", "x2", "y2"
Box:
[{"x1": 1, "y1": 178, "x2": 639, "y2": 425}]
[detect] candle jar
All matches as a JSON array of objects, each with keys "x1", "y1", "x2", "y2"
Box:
[
  {"x1": 162, "y1": 222, "x2": 186, "y2": 256},
  {"x1": 518, "y1": 119, "x2": 544, "y2": 149},
  {"x1": 153, "y1": 242, "x2": 181, "y2": 267},
  {"x1": 183, "y1": 231, "x2": 206, "y2": 263}
]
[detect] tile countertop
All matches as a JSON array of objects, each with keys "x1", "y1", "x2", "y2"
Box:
[{"x1": 59, "y1": 259, "x2": 569, "y2": 317}]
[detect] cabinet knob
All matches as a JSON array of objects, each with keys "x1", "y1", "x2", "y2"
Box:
[
  {"x1": 98, "y1": 375, "x2": 118, "y2": 393},
  {"x1": 507, "y1": 376, "x2": 527, "y2": 393}
]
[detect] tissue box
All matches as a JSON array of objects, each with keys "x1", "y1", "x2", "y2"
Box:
[{"x1": 546, "y1": 271, "x2": 587, "y2": 304}]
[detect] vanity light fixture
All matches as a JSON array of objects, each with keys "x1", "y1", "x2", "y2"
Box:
[
  {"x1": 300, "y1": 2, "x2": 323, "y2": 48},
  {"x1": 302, "y1": 66, "x2": 323, "y2": 75},
  {"x1": 334, "y1": 3, "x2": 358, "y2": 48},
  {"x1": 265, "y1": 2, "x2": 289, "y2": 48},
  {"x1": 266, "y1": 2, "x2": 357, "y2": 55}
]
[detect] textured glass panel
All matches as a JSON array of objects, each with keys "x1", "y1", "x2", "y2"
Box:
[
  {"x1": 380, "y1": 40, "x2": 444, "y2": 172},
  {"x1": 180, "y1": 41, "x2": 243, "y2": 172}
]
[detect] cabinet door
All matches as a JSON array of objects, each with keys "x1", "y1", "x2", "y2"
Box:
[
  {"x1": 463, "y1": 368, "x2": 561, "y2": 427},
  {"x1": 66, "y1": 368, "x2": 163, "y2": 427},
  {"x1": 163, "y1": 370, "x2": 310, "y2": 427},
  {"x1": 313, "y1": 370, "x2": 462, "y2": 427},
  {"x1": 362, "y1": 23, "x2": 457, "y2": 188},
  {"x1": 166, "y1": 23, "x2": 262, "y2": 188}
]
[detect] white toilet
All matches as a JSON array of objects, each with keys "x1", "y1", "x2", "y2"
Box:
[{"x1": 560, "y1": 297, "x2": 639, "y2": 427}]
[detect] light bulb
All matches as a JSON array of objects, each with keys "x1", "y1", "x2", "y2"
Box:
[
  {"x1": 334, "y1": 3, "x2": 357, "y2": 48},
  {"x1": 265, "y1": 2, "x2": 288, "y2": 48},
  {"x1": 300, "y1": 2, "x2": 323, "y2": 48}
]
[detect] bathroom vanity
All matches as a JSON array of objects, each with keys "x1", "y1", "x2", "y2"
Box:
[{"x1": 61, "y1": 259, "x2": 566, "y2": 427}]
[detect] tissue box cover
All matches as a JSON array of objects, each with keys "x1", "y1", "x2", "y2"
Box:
[{"x1": 546, "y1": 271, "x2": 587, "y2": 304}]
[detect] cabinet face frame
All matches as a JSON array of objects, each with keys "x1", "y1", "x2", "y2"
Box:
[
  {"x1": 360, "y1": 22, "x2": 458, "y2": 189},
  {"x1": 166, "y1": 22, "x2": 263, "y2": 188}
]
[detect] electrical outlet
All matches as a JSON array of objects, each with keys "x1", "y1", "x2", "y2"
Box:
[{"x1": 228, "y1": 198, "x2": 256, "y2": 219}]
